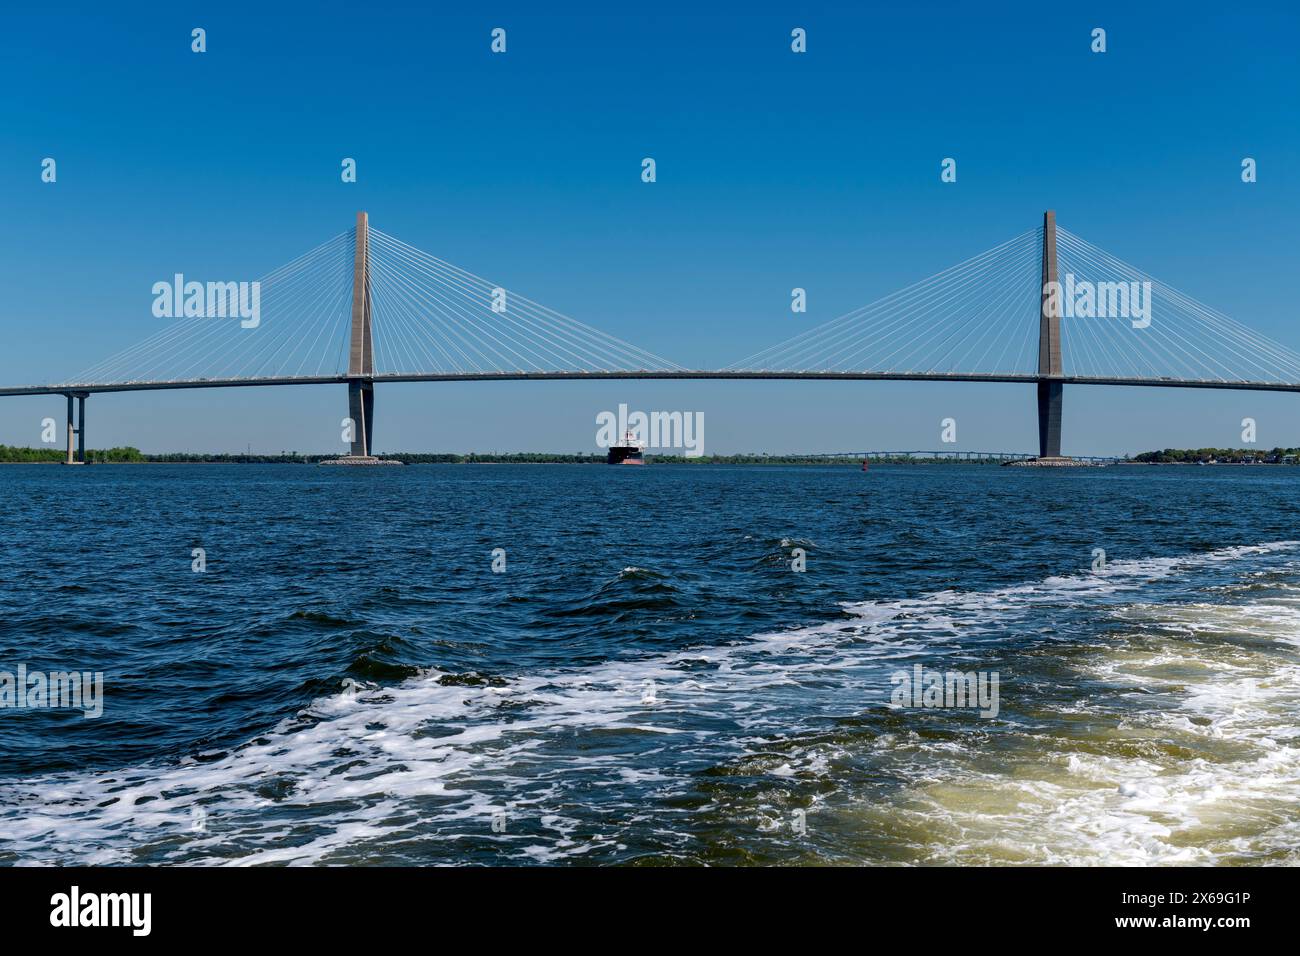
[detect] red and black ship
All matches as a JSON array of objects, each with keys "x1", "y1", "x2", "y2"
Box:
[{"x1": 606, "y1": 429, "x2": 645, "y2": 465}]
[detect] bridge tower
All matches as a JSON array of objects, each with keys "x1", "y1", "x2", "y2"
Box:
[
  {"x1": 347, "y1": 211, "x2": 376, "y2": 457},
  {"x1": 1036, "y1": 210, "x2": 1063, "y2": 458}
]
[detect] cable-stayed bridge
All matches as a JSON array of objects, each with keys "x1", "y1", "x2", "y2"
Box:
[{"x1": 4, "y1": 211, "x2": 1298, "y2": 463}]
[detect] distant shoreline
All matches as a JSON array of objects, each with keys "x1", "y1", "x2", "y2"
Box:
[
  {"x1": 7, "y1": 444, "x2": 1300, "y2": 468},
  {"x1": 4, "y1": 447, "x2": 1299, "y2": 466},
  {"x1": 0, "y1": 455, "x2": 1009, "y2": 466}
]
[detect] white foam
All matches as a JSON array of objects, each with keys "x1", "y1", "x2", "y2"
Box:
[{"x1": 885, "y1": 585, "x2": 1300, "y2": 865}]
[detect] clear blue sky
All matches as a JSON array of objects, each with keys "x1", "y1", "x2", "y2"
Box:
[{"x1": 1, "y1": 1, "x2": 1297, "y2": 455}]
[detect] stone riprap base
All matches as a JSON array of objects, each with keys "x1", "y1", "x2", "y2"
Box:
[
  {"x1": 318, "y1": 456, "x2": 403, "y2": 466},
  {"x1": 1004, "y1": 456, "x2": 1100, "y2": 468}
]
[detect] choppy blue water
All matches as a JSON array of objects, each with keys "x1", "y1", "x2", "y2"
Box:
[{"x1": 1, "y1": 463, "x2": 1298, "y2": 865}]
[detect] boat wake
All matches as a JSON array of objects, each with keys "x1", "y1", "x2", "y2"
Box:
[{"x1": 1, "y1": 541, "x2": 1297, "y2": 865}]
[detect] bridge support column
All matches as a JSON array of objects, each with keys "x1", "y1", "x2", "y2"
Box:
[
  {"x1": 337, "y1": 210, "x2": 379, "y2": 462},
  {"x1": 77, "y1": 394, "x2": 86, "y2": 463},
  {"x1": 1037, "y1": 380, "x2": 1062, "y2": 458},
  {"x1": 348, "y1": 379, "x2": 374, "y2": 457},
  {"x1": 1036, "y1": 210, "x2": 1065, "y2": 460},
  {"x1": 64, "y1": 394, "x2": 75, "y2": 465}
]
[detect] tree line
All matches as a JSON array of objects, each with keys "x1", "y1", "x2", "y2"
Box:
[
  {"x1": 6, "y1": 445, "x2": 1294, "y2": 465},
  {"x1": 1132, "y1": 447, "x2": 1300, "y2": 463}
]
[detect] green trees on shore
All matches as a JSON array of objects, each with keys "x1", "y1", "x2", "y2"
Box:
[
  {"x1": 2, "y1": 446, "x2": 1296, "y2": 465},
  {"x1": 0, "y1": 444, "x2": 145, "y2": 463},
  {"x1": 1133, "y1": 447, "x2": 1299, "y2": 463},
  {"x1": 0, "y1": 448, "x2": 1017, "y2": 465}
]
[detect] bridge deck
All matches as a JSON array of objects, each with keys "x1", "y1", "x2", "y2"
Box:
[{"x1": 5, "y1": 370, "x2": 1300, "y2": 398}]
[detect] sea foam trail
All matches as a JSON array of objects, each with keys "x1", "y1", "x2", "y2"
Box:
[
  {"x1": 0, "y1": 541, "x2": 1296, "y2": 865},
  {"x1": 875, "y1": 591, "x2": 1300, "y2": 866}
]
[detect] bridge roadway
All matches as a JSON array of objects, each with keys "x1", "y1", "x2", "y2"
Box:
[{"x1": 4, "y1": 370, "x2": 1300, "y2": 398}]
